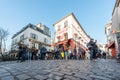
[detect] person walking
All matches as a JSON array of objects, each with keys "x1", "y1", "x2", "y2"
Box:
[
  {"x1": 73, "y1": 47, "x2": 77, "y2": 60},
  {"x1": 68, "y1": 46, "x2": 72, "y2": 59},
  {"x1": 87, "y1": 39, "x2": 94, "y2": 60},
  {"x1": 31, "y1": 47, "x2": 35, "y2": 60},
  {"x1": 27, "y1": 48, "x2": 31, "y2": 61},
  {"x1": 17, "y1": 44, "x2": 23, "y2": 62},
  {"x1": 64, "y1": 44, "x2": 68, "y2": 60},
  {"x1": 78, "y1": 47, "x2": 82, "y2": 60},
  {"x1": 56, "y1": 46, "x2": 62, "y2": 60},
  {"x1": 92, "y1": 40, "x2": 98, "y2": 60},
  {"x1": 22, "y1": 45, "x2": 27, "y2": 62},
  {"x1": 60, "y1": 45, "x2": 65, "y2": 59},
  {"x1": 40, "y1": 46, "x2": 47, "y2": 60},
  {"x1": 85, "y1": 49, "x2": 90, "y2": 60}
]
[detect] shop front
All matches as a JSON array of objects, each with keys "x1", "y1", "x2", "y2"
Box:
[
  {"x1": 107, "y1": 41, "x2": 116, "y2": 58},
  {"x1": 54, "y1": 38, "x2": 86, "y2": 55}
]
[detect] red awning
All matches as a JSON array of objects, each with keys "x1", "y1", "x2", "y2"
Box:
[
  {"x1": 56, "y1": 40, "x2": 68, "y2": 45},
  {"x1": 73, "y1": 40, "x2": 87, "y2": 51},
  {"x1": 107, "y1": 41, "x2": 115, "y2": 48},
  {"x1": 50, "y1": 40, "x2": 68, "y2": 47}
]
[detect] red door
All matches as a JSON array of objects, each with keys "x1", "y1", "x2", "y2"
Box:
[{"x1": 112, "y1": 47, "x2": 116, "y2": 58}]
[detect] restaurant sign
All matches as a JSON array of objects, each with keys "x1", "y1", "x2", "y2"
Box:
[{"x1": 56, "y1": 28, "x2": 68, "y2": 37}]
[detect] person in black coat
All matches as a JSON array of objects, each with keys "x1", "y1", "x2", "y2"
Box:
[
  {"x1": 40, "y1": 46, "x2": 47, "y2": 60},
  {"x1": 17, "y1": 44, "x2": 23, "y2": 62}
]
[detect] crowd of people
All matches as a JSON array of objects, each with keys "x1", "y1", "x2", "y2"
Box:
[
  {"x1": 17, "y1": 43, "x2": 48, "y2": 62},
  {"x1": 87, "y1": 39, "x2": 106, "y2": 61},
  {"x1": 17, "y1": 39, "x2": 106, "y2": 62},
  {"x1": 54, "y1": 44, "x2": 87, "y2": 60}
]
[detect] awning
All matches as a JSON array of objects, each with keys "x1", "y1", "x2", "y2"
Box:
[
  {"x1": 29, "y1": 38, "x2": 51, "y2": 46},
  {"x1": 107, "y1": 41, "x2": 115, "y2": 48},
  {"x1": 71, "y1": 39, "x2": 87, "y2": 51},
  {"x1": 56, "y1": 40, "x2": 68, "y2": 45},
  {"x1": 51, "y1": 39, "x2": 73, "y2": 47}
]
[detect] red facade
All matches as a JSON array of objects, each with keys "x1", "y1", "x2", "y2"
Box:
[
  {"x1": 108, "y1": 42, "x2": 116, "y2": 58},
  {"x1": 54, "y1": 38, "x2": 86, "y2": 55}
]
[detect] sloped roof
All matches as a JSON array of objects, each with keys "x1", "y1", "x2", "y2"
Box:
[{"x1": 12, "y1": 23, "x2": 51, "y2": 39}]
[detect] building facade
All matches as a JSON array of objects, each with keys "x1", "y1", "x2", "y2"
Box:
[
  {"x1": 105, "y1": 21, "x2": 116, "y2": 58},
  {"x1": 53, "y1": 13, "x2": 90, "y2": 53},
  {"x1": 105, "y1": 21, "x2": 115, "y2": 43},
  {"x1": 111, "y1": 0, "x2": 120, "y2": 58},
  {"x1": 112, "y1": 0, "x2": 120, "y2": 32},
  {"x1": 11, "y1": 23, "x2": 51, "y2": 51}
]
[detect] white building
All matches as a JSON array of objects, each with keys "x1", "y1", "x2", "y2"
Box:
[
  {"x1": 53, "y1": 13, "x2": 90, "y2": 53},
  {"x1": 11, "y1": 23, "x2": 51, "y2": 51}
]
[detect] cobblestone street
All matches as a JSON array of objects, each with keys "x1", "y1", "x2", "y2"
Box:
[{"x1": 0, "y1": 59, "x2": 120, "y2": 80}]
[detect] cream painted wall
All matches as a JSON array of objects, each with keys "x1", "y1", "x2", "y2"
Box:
[{"x1": 54, "y1": 14, "x2": 90, "y2": 48}]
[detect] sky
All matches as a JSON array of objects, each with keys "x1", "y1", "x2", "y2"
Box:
[{"x1": 0, "y1": 0, "x2": 116, "y2": 50}]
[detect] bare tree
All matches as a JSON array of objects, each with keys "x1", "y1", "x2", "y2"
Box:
[
  {"x1": 0, "y1": 27, "x2": 9, "y2": 56},
  {"x1": 0, "y1": 28, "x2": 3, "y2": 55}
]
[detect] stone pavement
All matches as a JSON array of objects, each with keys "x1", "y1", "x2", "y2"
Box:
[{"x1": 0, "y1": 59, "x2": 120, "y2": 80}]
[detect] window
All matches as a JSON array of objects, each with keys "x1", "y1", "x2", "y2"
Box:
[
  {"x1": 20, "y1": 35, "x2": 24, "y2": 41},
  {"x1": 64, "y1": 21, "x2": 68, "y2": 27},
  {"x1": 15, "y1": 39, "x2": 17, "y2": 44},
  {"x1": 108, "y1": 28, "x2": 111, "y2": 35},
  {"x1": 57, "y1": 25, "x2": 61, "y2": 31},
  {"x1": 57, "y1": 37, "x2": 60, "y2": 42},
  {"x1": 116, "y1": 32, "x2": 120, "y2": 37},
  {"x1": 111, "y1": 34, "x2": 115, "y2": 41},
  {"x1": 31, "y1": 33, "x2": 37, "y2": 39},
  {"x1": 32, "y1": 43, "x2": 35, "y2": 48},
  {"x1": 44, "y1": 38, "x2": 47, "y2": 43},
  {"x1": 118, "y1": 38, "x2": 120, "y2": 44},
  {"x1": 64, "y1": 33, "x2": 68, "y2": 40},
  {"x1": 12, "y1": 40, "x2": 15, "y2": 45},
  {"x1": 81, "y1": 39, "x2": 83, "y2": 42},
  {"x1": 74, "y1": 33, "x2": 77, "y2": 41}
]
